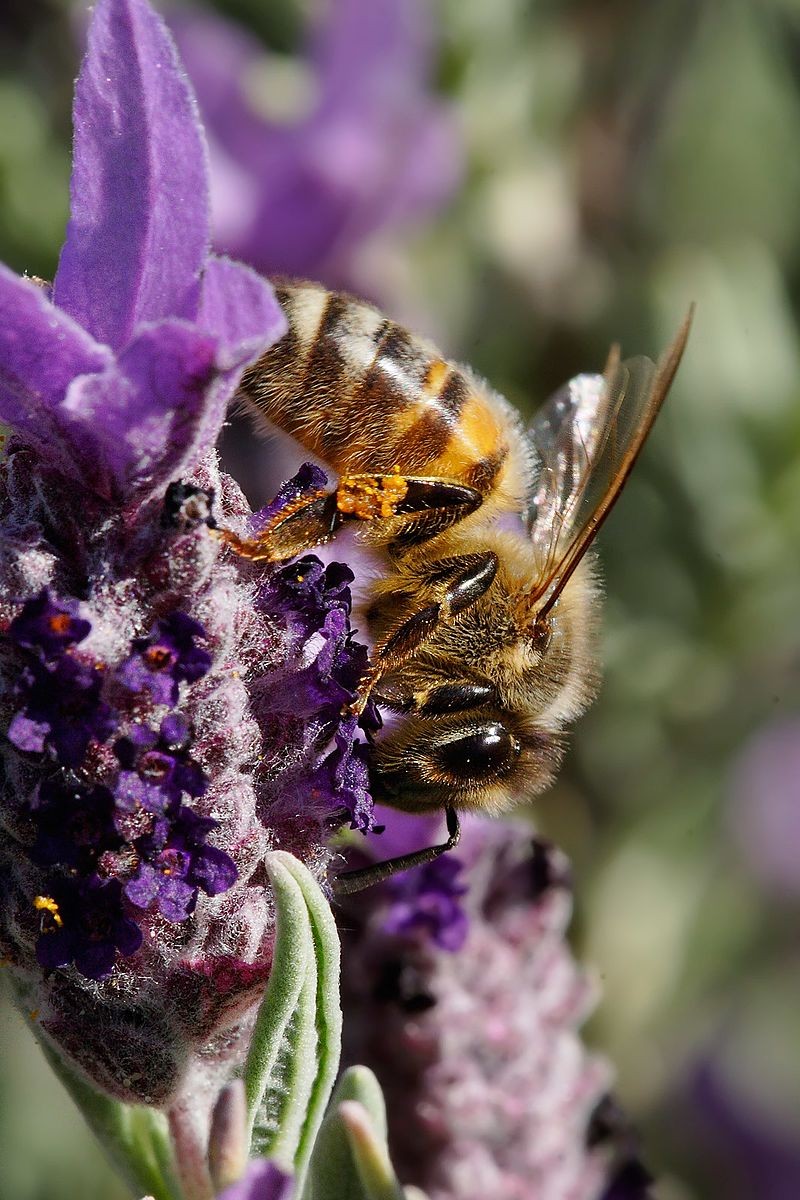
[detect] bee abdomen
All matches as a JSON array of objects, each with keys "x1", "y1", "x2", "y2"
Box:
[{"x1": 238, "y1": 281, "x2": 516, "y2": 499}]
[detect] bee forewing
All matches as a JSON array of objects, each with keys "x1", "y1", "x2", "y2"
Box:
[{"x1": 525, "y1": 309, "x2": 693, "y2": 610}]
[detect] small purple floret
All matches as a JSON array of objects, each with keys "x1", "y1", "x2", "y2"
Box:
[
  {"x1": 10, "y1": 655, "x2": 117, "y2": 767},
  {"x1": 8, "y1": 589, "x2": 91, "y2": 658},
  {"x1": 264, "y1": 555, "x2": 356, "y2": 642},
  {"x1": 30, "y1": 779, "x2": 119, "y2": 872},
  {"x1": 35, "y1": 877, "x2": 143, "y2": 981},
  {"x1": 311, "y1": 718, "x2": 375, "y2": 833},
  {"x1": 126, "y1": 807, "x2": 237, "y2": 921},
  {"x1": 118, "y1": 612, "x2": 212, "y2": 705},
  {"x1": 114, "y1": 720, "x2": 207, "y2": 810}
]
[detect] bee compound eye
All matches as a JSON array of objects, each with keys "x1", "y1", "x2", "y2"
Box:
[{"x1": 436, "y1": 723, "x2": 521, "y2": 780}]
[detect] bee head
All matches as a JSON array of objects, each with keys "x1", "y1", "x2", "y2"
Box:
[{"x1": 369, "y1": 708, "x2": 565, "y2": 816}]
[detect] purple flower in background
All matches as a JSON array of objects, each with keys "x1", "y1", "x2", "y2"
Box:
[
  {"x1": 383, "y1": 853, "x2": 469, "y2": 951},
  {"x1": 0, "y1": 0, "x2": 374, "y2": 1147},
  {"x1": 169, "y1": 0, "x2": 462, "y2": 292},
  {"x1": 677, "y1": 1045, "x2": 800, "y2": 1200},
  {"x1": 728, "y1": 717, "x2": 800, "y2": 899},
  {"x1": 339, "y1": 813, "x2": 637, "y2": 1199}
]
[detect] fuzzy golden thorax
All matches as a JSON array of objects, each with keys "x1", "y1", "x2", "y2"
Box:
[{"x1": 365, "y1": 531, "x2": 601, "y2": 815}]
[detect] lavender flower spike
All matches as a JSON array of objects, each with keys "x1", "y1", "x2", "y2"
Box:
[
  {"x1": 0, "y1": 0, "x2": 377, "y2": 1193},
  {"x1": 340, "y1": 814, "x2": 644, "y2": 1199}
]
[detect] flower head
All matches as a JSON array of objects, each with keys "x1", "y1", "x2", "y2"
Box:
[
  {"x1": 117, "y1": 611, "x2": 213, "y2": 705},
  {"x1": 0, "y1": 0, "x2": 374, "y2": 1131}
]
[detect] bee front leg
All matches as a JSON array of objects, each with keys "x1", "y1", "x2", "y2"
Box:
[{"x1": 333, "y1": 805, "x2": 461, "y2": 895}]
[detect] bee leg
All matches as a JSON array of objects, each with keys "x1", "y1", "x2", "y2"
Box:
[
  {"x1": 352, "y1": 551, "x2": 498, "y2": 711},
  {"x1": 218, "y1": 490, "x2": 343, "y2": 562},
  {"x1": 389, "y1": 478, "x2": 484, "y2": 551},
  {"x1": 333, "y1": 806, "x2": 460, "y2": 895},
  {"x1": 219, "y1": 475, "x2": 482, "y2": 562}
]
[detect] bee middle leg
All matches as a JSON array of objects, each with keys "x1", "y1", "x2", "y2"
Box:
[
  {"x1": 351, "y1": 551, "x2": 499, "y2": 712},
  {"x1": 333, "y1": 805, "x2": 461, "y2": 895}
]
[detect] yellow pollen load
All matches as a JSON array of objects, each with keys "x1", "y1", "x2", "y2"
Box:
[
  {"x1": 336, "y1": 471, "x2": 409, "y2": 521},
  {"x1": 33, "y1": 895, "x2": 63, "y2": 928}
]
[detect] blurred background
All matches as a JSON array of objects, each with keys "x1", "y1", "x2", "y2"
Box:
[{"x1": 2, "y1": 1, "x2": 800, "y2": 1197}]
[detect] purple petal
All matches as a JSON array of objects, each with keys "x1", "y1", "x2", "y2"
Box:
[
  {"x1": 218, "y1": 1160, "x2": 294, "y2": 1200},
  {"x1": 7, "y1": 712, "x2": 48, "y2": 754},
  {"x1": 125, "y1": 863, "x2": 160, "y2": 909},
  {"x1": 190, "y1": 844, "x2": 238, "y2": 896},
  {"x1": 54, "y1": 0, "x2": 210, "y2": 348},
  {"x1": 0, "y1": 266, "x2": 112, "y2": 475},
  {"x1": 36, "y1": 928, "x2": 75, "y2": 971},
  {"x1": 63, "y1": 320, "x2": 218, "y2": 500},
  {"x1": 197, "y1": 256, "x2": 287, "y2": 369},
  {"x1": 114, "y1": 914, "x2": 145, "y2": 957},
  {"x1": 75, "y1": 940, "x2": 118, "y2": 981},
  {"x1": 156, "y1": 874, "x2": 197, "y2": 922},
  {"x1": 117, "y1": 654, "x2": 178, "y2": 705}
]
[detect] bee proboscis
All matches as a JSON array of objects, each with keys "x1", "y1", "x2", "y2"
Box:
[{"x1": 225, "y1": 281, "x2": 692, "y2": 890}]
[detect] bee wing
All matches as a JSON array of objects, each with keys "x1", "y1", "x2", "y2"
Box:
[{"x1": 525, "y1": 309, "x2": 693, "y2": 613}]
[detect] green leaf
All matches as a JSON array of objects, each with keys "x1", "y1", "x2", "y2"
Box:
[
  {"x1": 303, "y1": 1066, "x2": 401, "y2": 1200},
  {"x1": 244, "y1": 851, "x2": 342, "y2": 1194},
  {"x1": 38, "y1": 1038, "x2": 179, "y2": 1200}
]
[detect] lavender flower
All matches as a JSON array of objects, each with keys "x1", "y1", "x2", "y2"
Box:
[
  {"x1": 0, "y1": 0, "x2": 373, "y2": 1154},
  {"x1": 728, "y1": 717, "x2": 800, "y2": 899},
  {"x1": 169, "y1": 0, "x2": 462, "y2": 291},
  {"x1": 339, "y1": 812, "x2": 639, "y2": 1200}
]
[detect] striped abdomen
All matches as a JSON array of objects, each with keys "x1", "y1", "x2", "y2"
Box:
[{"x1": 237, "y1": 281, "x2": 526, "y2": 506}]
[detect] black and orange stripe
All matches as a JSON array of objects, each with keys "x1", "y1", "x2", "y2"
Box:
[{"x1": 237, "y1": 281, "x2": 521, "y2": 503}]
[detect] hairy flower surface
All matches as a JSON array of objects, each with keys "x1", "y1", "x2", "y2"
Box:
[
  {"x1": 0, "y1": 0, "x2": 374, "y2": 1140},
  {"x1": 169, "y1": 0, "x2": 462, "y2": 291},
  {"x1": 339, "y1": 812, "x2": 647, "y2": 1200}
]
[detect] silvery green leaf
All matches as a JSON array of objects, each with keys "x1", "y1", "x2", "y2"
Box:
[
  {"x1": 303, "y1": 1066, "x2": 403, "y2": 1200},
  {"x1": 244, "y1": 851, "x2": 342, "y2": 1193}
]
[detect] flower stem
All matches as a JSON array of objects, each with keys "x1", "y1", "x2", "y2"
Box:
[{"x1": 168, "y1": 1100, "x2": 214, "y2": 1200}]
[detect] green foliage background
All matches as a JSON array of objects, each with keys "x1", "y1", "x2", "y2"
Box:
[{"x1": 2, "y1": 2, "x2": 800, "y2": 1197}]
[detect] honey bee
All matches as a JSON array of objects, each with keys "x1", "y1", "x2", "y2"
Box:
[{"x1": 224, "y1": 282, "x2": 691, "y2": 891}]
